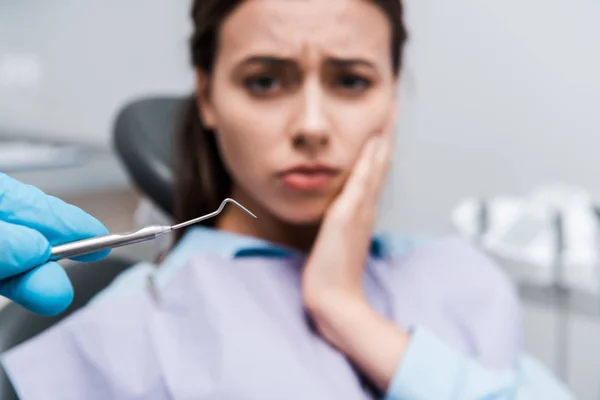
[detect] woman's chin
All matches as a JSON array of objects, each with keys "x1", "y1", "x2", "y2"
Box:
[
  {"x1": 275, "y1": 202, "x2": 329, "y2": 226},
  {"x1": 285, "y1": 213, "x2": 324, "y2": 226}
]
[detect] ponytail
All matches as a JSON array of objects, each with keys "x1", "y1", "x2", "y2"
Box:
[{"x1": 172, "y1": 95, "x2": 231, "y2": 244}]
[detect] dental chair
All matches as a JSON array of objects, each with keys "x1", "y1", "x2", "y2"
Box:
[{"x1": 0, "y1": 96, "x2": 185, "y2": 400}]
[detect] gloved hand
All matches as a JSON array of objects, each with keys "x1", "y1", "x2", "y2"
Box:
[{"x1": 0, "y1": 173, "x2": 110, "y2": 316}]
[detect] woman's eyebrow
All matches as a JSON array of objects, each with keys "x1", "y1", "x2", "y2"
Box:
[
  {"x1": 325, "y1": 58, "x2": 376, "y2": 69},
  {"x1": 237, "y1": 56, "x2": 297, "y2": 68},
  {"x1": 236, "y1": 56, "x2": 376, "y2": 70}
]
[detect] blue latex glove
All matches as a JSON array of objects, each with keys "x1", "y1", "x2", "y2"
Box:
[{"x1": 0, "y1": 173, "x2": 110, "y2": 316}]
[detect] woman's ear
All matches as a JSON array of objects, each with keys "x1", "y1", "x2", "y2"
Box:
[{"x1": 195, "y1": 69, "x2": 217, "y2": 129}]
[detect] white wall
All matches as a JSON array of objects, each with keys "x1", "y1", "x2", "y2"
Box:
[
  {"x1": 380, "y1": 0, "x2": 600, "y2": 236},
  {"x1": 0, "y1": 0, "x2": 194, "y2": 147}
]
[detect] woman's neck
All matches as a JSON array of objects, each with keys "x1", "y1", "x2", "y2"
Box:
[{"x1": 215, "y1": 187, "x2": 320, "y2": 254}]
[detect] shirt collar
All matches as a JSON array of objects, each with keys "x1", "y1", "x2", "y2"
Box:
[{"x1": 173, "y1": 225, "x2": 387, "y2": 260}]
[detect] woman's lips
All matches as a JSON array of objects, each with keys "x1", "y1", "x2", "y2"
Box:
[
  {"x1": 280, "y1": 171, "x2": 339, "y2": 191},
  {"x1": 278, "y1": 164, "x2": 341, "y2": 191}
]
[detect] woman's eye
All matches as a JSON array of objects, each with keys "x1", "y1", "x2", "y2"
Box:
[
  {"x1": 244, "y1": 75, "x2": 281, "y2": 95},
  {"x1": 335, "y1": 75, "x2": 372, "y2": 92}
]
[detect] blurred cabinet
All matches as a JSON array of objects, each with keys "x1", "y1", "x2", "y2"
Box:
[
  {"x1": 6, "y1": 148, "x2": 130, "y2": 197},
  {"x1": 522, "y1": 299, "x2": 600, "y2": 400},
  {"x1": 566, "y1": 314, "x2": 600, "y2": 400}
]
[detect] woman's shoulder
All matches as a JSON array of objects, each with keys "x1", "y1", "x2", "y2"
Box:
[
  {"x1": 381, "y1": 233, "x2": 522, "y2": 367},
  {"x1": 380, "y1": 232, "x2": 520, "y2": 305},
  {"x1": 381, "y1": 233, "x2": 510, "y2": 278}
]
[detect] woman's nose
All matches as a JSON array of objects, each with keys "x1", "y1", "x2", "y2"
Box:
[
  {"x1": 292, "y1": 133, "x2": 328, "y2": 150},
  {"x1": 291, "y1": 81, "x2": 331, "y2": 152}
]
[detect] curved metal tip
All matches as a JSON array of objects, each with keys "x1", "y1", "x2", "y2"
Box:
[
  {"x1": 220, "y1": 198, "x2": 258, "y2": 219},
  {"x1": 171, "y1": 198, "x2": 257, "y2": 230}
]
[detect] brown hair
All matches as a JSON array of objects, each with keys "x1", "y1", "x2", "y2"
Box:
[{"x1": 172, "y1": 0, "x2": 408, "y2": 243}]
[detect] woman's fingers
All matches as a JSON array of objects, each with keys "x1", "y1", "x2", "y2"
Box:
[
  {"x1": 334, "y1": 109, "x2": 396, "y2": 219},
  {"x1": 302, "y1": 109, "x2": 398, "y2": 304},
  {"x1": 339, "y1": 136, "x2": 381, "y2": 210},
  {"x1": 364, "y1": 109, "x2": 396, "y2": 206}
]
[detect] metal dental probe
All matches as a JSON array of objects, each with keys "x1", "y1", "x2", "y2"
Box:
[{"x1": 50, "y1": 198, "x2": 257, "y2": 261}]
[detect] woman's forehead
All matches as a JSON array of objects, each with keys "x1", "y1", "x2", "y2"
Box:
[{"x1": 219, "y1": 0, "x2": 391, "y2": 65}]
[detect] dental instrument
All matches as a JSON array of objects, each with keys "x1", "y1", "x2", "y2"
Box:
[{"x1": 50, "y1": 198, "x2": 256, "y2": 261}]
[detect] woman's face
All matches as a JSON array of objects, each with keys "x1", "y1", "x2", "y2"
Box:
[{"x1": 198, "y1": 0, "x2": 398, "y2": 225}]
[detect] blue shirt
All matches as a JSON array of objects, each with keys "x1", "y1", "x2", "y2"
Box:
[{"x1": 1, "y1": 228, "x2": 574, "y2": 399}]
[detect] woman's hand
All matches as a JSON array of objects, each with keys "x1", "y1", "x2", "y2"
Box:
[
  {"x1": 300, "y1": 109, "x2": 412, "y2": 392},
  {"x1": 0, "y1": 173, "x2": 110, "y2": 316},
  {"x1": 302, "y1": 108, "x2": 395, "y2": 313}
]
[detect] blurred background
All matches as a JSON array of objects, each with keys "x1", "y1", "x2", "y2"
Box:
[{"x1": 1, "y1": 0, "x2": 600, "y2": 398}]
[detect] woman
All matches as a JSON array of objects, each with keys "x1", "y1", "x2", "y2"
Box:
[{"x1": 0, "y1": 0, "x2": 574, "y2": 399}]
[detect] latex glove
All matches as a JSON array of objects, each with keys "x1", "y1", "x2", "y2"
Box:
[{"x1": 0, "y1": 173, "x2": 110, "y2": 316}]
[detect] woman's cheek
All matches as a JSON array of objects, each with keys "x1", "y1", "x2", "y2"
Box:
[
  {"x1": 217, "y1": 132, "x2": 267, "y2": 186},
  {"x1": 338, "y1": 93, "x2": 394, "y2": 136}
]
